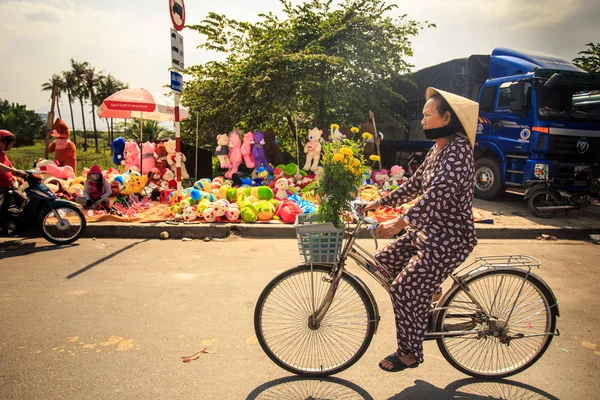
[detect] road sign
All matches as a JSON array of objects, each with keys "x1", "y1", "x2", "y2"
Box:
[
  {"x1": 170, "y1": 71, "x2": 183, "y2": 93},
  {"x1": 169, "y1": 0, "x2": 185, "y2": 31},
  {"x1": 170, "y1": 28, "x2": 184, "y2": 71}
]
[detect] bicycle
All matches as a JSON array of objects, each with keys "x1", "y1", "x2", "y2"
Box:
[{"x1": 254, "y1": 203, "x2": 560, "y2": 378}]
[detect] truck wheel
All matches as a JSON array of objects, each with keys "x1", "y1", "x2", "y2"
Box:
[{"x1": 474, "y1": 157, "x2": 502, "y2": 200}]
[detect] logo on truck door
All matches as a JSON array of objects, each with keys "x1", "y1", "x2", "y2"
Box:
[
  {"x1": 577, "y1": 137, "x2": 590, "y2": 154},
  {"x1": 520, "y1": 128, "x2": 531, "y2": 140}
]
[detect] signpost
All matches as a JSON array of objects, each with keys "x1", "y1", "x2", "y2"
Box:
[
  {"x1": 168, "y1": 0, "x2": 185, "y2": 193},
  {"x1": 170, "y1": 28, "x2": 184, "y2": 71},
  {"x1": 170, "y1": 71, "x2": 183, "y2": 93}
]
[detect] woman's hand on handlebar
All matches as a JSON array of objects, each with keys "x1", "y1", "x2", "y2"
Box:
[
  {"x1": 375, "y1": 217, "x2": 406, "y2": 238},
  {"x1": 360, "y1": 199, "x2": 380, "y2": 216}
]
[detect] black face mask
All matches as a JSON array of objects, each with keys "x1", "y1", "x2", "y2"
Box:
[{"x1": 423, "y1": 125, "x2": 455, "y2": 140}]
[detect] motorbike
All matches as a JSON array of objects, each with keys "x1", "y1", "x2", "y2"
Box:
[
  {"x1": 524, "y1": 159, "x2": 600, "y2": 218},
  {"x1": 407, "y1": 152, "x2": 425, "y2": 175},
  {"x1": 1, "y1": 170, "x2": 86, "y2": 245}
]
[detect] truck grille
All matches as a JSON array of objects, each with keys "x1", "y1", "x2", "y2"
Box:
[{"x1": 546, "y1": 134, "x2": 600, "y2": 162}]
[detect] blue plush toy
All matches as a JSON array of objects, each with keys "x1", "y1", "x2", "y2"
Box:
[
  {"x1": 112, "y1": 137, "x2": 126, "y2": 167},
  {"x1": 288, "y1": 193, "x2": 317, "y2": 214}
]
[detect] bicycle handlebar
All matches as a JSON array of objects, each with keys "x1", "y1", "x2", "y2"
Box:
[{"x1": 350, "y1": 201, "x2": 380, "y2": 249}]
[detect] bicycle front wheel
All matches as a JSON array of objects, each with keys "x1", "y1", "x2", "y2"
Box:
[
  {"x1": 436, "y1": 269, "x2": 557, "y2": 378},
  {"x1": 254, "y1": 265, "x2": 376, "y2": 376}
]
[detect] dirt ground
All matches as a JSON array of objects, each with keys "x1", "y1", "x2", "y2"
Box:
[{"x1": 473, "y1": 191, "x2": 600, "y2": 229}]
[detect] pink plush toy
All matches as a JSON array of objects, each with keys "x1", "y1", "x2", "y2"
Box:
[
  {"x1": 389, "y1": 165, "x2": 406, "y2": 186},
  {"x1": 371, "y1": 169, "x2": 389, "y2": 186},
  {"x1": 141, "y1": 142, "x2": 156, "y2": 174},
  {"x1": 124, "y1": 141, "x2": 141, "y2": 172},
  {"x1": 225, "y1": 131, "x2": 243, "y2": 179},
  {"x1": 38, "y1": 162, "x2": 76, "y2": 180},
  {"x1": 241, "y1": 131, "x2": 256, "y2": 169}
]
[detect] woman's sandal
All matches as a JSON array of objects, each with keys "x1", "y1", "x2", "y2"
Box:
[{"x1": 378, "y1": 353, "x2": 419, "y2": 372}]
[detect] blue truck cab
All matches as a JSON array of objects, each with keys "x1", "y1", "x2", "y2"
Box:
[{"x1": 390, "y1": 48, "x2": 600, "y2": 200}]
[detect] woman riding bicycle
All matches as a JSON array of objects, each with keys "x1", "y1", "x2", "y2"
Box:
[{"x1": 361, "y1": 88, "x2": 479, "y2": 372}]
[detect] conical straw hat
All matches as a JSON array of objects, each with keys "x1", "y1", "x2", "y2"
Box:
[{"x1": 425, "y1": 87, "x2": 479, "y2": 147}]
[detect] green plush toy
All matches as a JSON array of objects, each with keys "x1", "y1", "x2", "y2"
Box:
[
  {"x1": 255, "y1": 201, "x2": 276, "y2": 221},
  {"x1": 240, "y1": 205, "x2": 258, "y2": 223},
  {"x1": 256, "y1": 186, "x2": 274, "y2": 200},
  {"x1": 302, "y1": 181, "x2": 316, "y2": 193},
  {"x1": 268, "y1": 198, "x2": 279, "y2": 208},
  {"x1": 226, "y1": 188, "x2": 238, "y2": 203},
  {"x1": 169, "y1": 204, "x2": 182, "y2": 216},
  {"x1": 283, "y1": 163, "x2": 298, "y2": 177},
  {"x1": 237, "y1": 194, "x2": 250, "y2": 209},
  {"x1": 180, "y1": 198, "x2": 195, "y2": 207}
]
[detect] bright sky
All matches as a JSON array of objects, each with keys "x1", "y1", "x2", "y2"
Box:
[{"x1": 0, "y1": 0, "x2": 597, "y2": 126}]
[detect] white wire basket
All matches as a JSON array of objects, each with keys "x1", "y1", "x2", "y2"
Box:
[{"x1": 294, "y1": 214, "x2": 344, "y2": 264}]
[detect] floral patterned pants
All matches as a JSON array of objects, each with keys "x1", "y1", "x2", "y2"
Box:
[{"x1": 375, "y1": 236, "x2": 471, "y2": 363}]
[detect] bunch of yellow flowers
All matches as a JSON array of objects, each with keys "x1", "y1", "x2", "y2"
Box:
[
  {"x1": 316, "y1": 124, "x2": 370, "y2": 227},
  {"x1": 331, "y1": 147, "x2": 363, "y2": 176}
]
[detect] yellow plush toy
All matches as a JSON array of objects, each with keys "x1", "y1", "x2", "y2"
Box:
[{"x1": 120, "y1": 172, "x2": 149, "y2": 195}]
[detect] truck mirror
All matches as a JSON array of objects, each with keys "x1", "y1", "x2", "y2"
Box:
[
  {"x1": 509, "y1": 82, "x2": 524, "y2": 112},
  {"x1": 544, "y1": 73, "x2": 562, "y2": 89}
]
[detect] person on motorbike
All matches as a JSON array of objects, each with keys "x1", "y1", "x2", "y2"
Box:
[
  {"x1": 75, "y1": 164, "x2": 111, "y2": 211},
  {"x1": 0, "y1": 130, "x2": 26, "y2": 229},
  {"x1": 361, "y1": 88, "x2": 479, "y2": 372}
]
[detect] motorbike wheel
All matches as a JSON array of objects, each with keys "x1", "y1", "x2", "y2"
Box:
[
  {"x1": 39, "y1": 203, "x2": 86, "y2": 245},
  {"x1": 527, "y1": 189, "x2": 560, "y2": 218}
]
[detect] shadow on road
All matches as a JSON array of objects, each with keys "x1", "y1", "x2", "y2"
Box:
[
  {"x1": 389, "y1": 378, "x2": 560, "y2": 400},
  {"x1": 246, "y1": 375, "x2": 374, "y2": 399},
  {"x1": 245, "y1": 376, "x2": 559, "y2": 399},
  {"x1": 0, "y1": 239, "x2": 79, "y2": 260},
  {"x1": 66, "y1": 238, "x2": 150, "y2": 279}
]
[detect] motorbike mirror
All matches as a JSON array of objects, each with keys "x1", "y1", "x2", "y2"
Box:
[{"x1": 544, "y1": 73, "x2": 562, "y2": 89}]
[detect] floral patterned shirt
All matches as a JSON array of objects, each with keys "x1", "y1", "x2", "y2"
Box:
[{"x1": 379, "y1": 135, "x2": 477, "y2": 252}]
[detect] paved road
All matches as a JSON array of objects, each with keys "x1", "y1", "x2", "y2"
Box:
[{"x1": 1, "y1": 237, "x2": 599, "y2": 399}]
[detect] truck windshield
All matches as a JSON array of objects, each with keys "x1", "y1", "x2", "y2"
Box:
[{"x1": 537, "y1": 84, "x2": 600, "y2": 123}]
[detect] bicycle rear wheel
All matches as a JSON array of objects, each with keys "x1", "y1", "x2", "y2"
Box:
[
  {"x1": 436, "y1": 269, "x2": 557, "y2": 378},
  {"x1": 254, "y1": 264, "x2": 376, "y2": 376}
]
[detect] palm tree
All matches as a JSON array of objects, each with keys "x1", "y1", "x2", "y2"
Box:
[
  {"x1": 70, "y1": 58, "x2": 90, "y2": 151},
  {"x1": 62, "y1": 70, "x2": 78, "y2": 144},
  {"x1": 41, "y1": 74, "x2": 64, "y2": 119},
  {"x1": 95, "y1": 74, "x2": 127, "y2": 149},
  {"x1": 84, "y1": 66, "x2": 103, "y2": 152}
]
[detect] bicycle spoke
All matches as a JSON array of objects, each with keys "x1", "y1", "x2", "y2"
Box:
[
  {"x1": 257, "y1": 266, "x2": 373, "y2": 374},
  {"x1": 438, "y1": 272, "x2": 553, "y2": 377}
]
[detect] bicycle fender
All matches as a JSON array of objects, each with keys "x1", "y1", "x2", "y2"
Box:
[
  {"x1": 344, "y1": 270, "x2": 381, "y2": 334},
  {"x1": 463, "y1": 267, "x2": 560, "y2": 317}
]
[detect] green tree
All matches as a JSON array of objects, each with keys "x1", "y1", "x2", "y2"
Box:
[
  {"x1": 116, "y1": 118, "x2": 168, "y2": 143},
  {"x1": 84, "y1": 66, "x2": 103, "y2": 152},
  {"x1": 0, "y1": 99, "x2": 46, "y2": 146},
  {"x1": 95, "y1": 74, "x2": 129, "y2": 148},
  {"x1": 41, "y1": 74, "x2": 64, "y2": 119},
  {"x1": 62, "y1": 70, "x2": 78, "y2": 143},
  {"x1": 184, "y1": 0, "x2": 431, "y2": 153},
  {"x1": 71, "y1": 59, "x2": 91, "y2": 151},
  {"x1": 573, "y1": 43, "x2": 600, "y2": 73}
]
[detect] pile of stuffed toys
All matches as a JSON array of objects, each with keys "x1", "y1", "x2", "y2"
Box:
[{"x1": 32, "y1": 123, "x2": 410, "y2": 223}]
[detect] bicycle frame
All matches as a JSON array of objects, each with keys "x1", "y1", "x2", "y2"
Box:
[{"x1": 308, "y1": 214, "x2": 560, "y2": 341}]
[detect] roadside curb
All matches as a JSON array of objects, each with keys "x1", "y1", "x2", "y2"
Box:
[{"x1": 84, "y1": 222, "x2": 599, "y2": 241}]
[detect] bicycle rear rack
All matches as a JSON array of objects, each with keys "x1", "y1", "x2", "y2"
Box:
[{"x1": 454, "y1": 255, "x2": 541, "y2": 276}]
